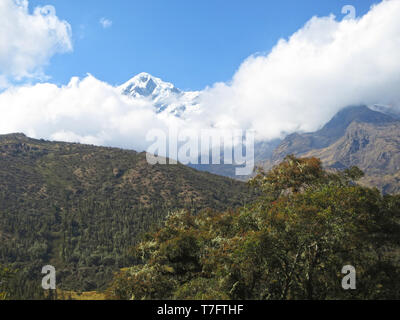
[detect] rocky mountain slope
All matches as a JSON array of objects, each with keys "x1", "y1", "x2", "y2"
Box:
[
  {"x1": 261, "y1": 106, "x2": 400, "y2": 193},
  {"x1": 302, "y1": 121, "x2": 400, "y2": 194}
]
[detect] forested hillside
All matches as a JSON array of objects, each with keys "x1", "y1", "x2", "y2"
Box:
[
  {"x1": 0, "y1": 133, "x2": 254, "y2": 299},
  {"x1": 107, "y1": 156, "x2": 400, "y2": 300},
  {"x1": 1, "y1": 132, "x2": 399, "y2": 300}
]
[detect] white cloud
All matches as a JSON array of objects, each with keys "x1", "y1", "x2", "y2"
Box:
[
  {"x1": 100, "y1": 17, "x2": 112, "y2": 29},
  {"x1": 0, "y1": 74, "x2": 181, "y2": 151},
  {"x1": 0, "y1": 0, "x2": 72, "y2": 82},
  {"x1": 196, "y1": 0, "x2": 400, "y2": 140},
  {"x1": 1, "y1": 0, "x2": 400, "y2": 152}
]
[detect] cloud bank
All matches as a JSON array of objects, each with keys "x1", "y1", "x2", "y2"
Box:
[
  {"x1": 0, "y1": 75, "x2": 181, "y2": 151},
  {"x1": 0, "y1": 0, "x2": 72, "y2": 82},
  {"x1": 1, "y1": 0, "x2": 400, "y2": 152},
  {"x1": 197, "y1": 0, "x2": 400, "y2": 140},
  {"x1": 100, "y1": 18, "x2": 113, "y2": 29}
]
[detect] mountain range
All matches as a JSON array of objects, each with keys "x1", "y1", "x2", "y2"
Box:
[
  {"x1": 2, "y1": 72, "x2": 400, "y2": 296},
  {"x1": 261, "y1": 105, "x2": 400, "y2": 194},
  {"x1": 118, "y1": 73, "x2": 400, "y2": 194}
]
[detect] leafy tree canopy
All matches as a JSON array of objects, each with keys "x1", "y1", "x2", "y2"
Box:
[{"x1": 107, "y1": 156, "x2": 400, "y2": 300}]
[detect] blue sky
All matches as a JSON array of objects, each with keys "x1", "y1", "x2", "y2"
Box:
[{"x1": 29, "y1": 0, "x2": 378, "y2": 90}]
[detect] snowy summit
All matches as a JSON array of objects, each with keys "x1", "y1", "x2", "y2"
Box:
[{"x1": 119, "y1": 72, "x2": 200, "y2": 117}]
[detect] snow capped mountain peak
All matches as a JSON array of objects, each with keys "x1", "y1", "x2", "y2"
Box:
[
  {"x1": 119, "y1": 72, "x2": 201, "y2": 117},
  {"x1": 119, "y1": 72, "x2": 181, "y2": 99}
]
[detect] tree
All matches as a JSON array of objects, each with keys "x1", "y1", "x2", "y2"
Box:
[
  {"x1": 107, "y1": 156, "x2": 400, "y2": 300},
  {"x1": 0, "y1": 265, "x2": 15, "y2": 300}
]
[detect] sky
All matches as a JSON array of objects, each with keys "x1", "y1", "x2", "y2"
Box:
[
  {"x1": 27, "y1": 0, "x2": 378, "y2": 90},
  {"x1": 1, "y1": 0, "x2": 400, "y2": 154}
]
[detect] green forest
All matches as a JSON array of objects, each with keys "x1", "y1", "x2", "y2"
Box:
[
  {"x1": 0, "y1": 133, "x2": 253, "y2": 299},
  {"x1": 105, "y1": 156, "x2": 400, "y2": 300},
  {"x1": 0, "y1": 132, "x2": 399, "y2": 300}
]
